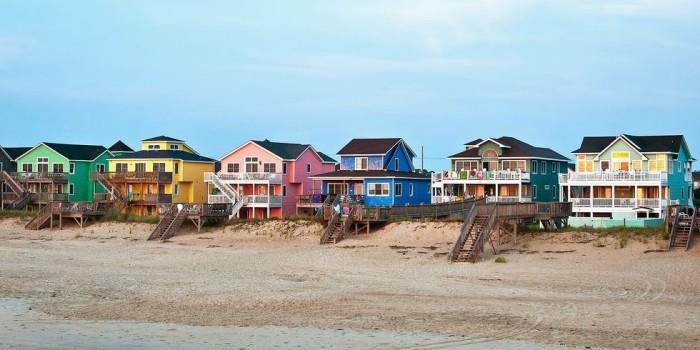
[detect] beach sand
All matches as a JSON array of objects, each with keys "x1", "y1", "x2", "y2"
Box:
[{"x1": 0, "y1": 218, "x2": 699, "y2": 349}]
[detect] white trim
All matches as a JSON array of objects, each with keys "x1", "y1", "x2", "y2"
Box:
[
  {"x1": 69, "y1": 162, "x2": 75, "y2": 174},
  {"x1": 68, "y1": 183, "x2": 75, "y2": 195},
  {"x1": 218, "y1": 141, "x2": 283, "y2": 162},
  {"x1": 469, "y1": 138, "x2": 511, "y2": 149},
  {"x1": 394, "y1": 183, "x2": 403, "y2": 197},
  {"x1": 0, "y1": 146, "x2": 11, "y2": 161},
  {"x1": 109, "y1": 158, "x2": 214, "y2": 164},
  {"x1": 449, "y1": 156, "x2": 569, "y2": 162},
  {"x1": 16, "y1": 143, "x2": 70, "y2": 163},
  {"x1": 367, "y1": 182, "x2": 390, "y2": 197},
  {"x1": 593, "y1": 136, "x2": 648, "y2": 161}
]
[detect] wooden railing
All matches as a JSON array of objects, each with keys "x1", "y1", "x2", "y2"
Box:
[
  {"x1": 297, "y1": 194, "x2": 330, "y2": 206},
  {"x1": 127, "y1": 193, "x2": 172, "y2": 204},
  {"x1": 157, "y1": 203, "x2": 233, "y2": 217},
  {"x1": 91, "y1": 172, "x2": 172, "y2": 183},
  {"x1": 11, "y1": 172, "x2": 69, "y2": 182},
  {"x1": 29, "y1": 193, "x2": 69, "y2": 202},
  {"x1": 448, "y1": 203, "x2": 477, "y2": 261}
]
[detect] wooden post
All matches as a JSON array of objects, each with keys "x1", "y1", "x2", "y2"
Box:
[{"x1": 513, "y1": 219, "x2": 517, "y2": 246}]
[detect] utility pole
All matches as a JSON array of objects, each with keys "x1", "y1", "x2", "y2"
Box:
[{"x1": 421, "y1": 146, "x2": 424, "y2": 172}]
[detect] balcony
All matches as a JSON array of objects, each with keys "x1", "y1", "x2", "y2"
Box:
[
  {"x1": 297, "y1": 194, "x2": 330, "y2": 207},
  {"x1": 92, "y1": 172, "x2": 173, "y2": 183},
  {"x1": 29, "y1": 192, "x2": 69, "y2": 203},
  {"x1": 212, "y1": 172, "x2": 282, "y2": 184},
  {"x1": 207, "y1": 194, "x2": 283, "y2": 207},
  {"x1": 11, "y1": 172, "x2": 69, "y2": 183},
  {"x1": 559, "y1": 172, "x2": 667, "y2": 184},
  {"x1": 432, "y1": 195, "x2": 531, "y2": 204},
  {"x1": 432, "y1": 170, "x2": 530, "y2": 184},
  {"x1": 570, "y1": 197, "x2": 665, "y2": 210},
  {"x1": 126, "y1": 193, "x2": 172, "y2": 204}
]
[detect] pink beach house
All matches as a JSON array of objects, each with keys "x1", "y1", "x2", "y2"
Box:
[{"x1": 205, "y1": 140, "x2": 337, "y2": 219}]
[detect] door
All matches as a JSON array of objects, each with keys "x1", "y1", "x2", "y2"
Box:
[
  {"x1": 135, "y1": 163, "x2": 146, "y2": 177},
  {"x1": 354, "y1": 183, "x2": 364, "y2": 196}
]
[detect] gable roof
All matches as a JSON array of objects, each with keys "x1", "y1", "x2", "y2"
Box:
[
  {"x1": 337, "y1": 138, "x2": 416, "y2": 157},
  {"x1": 141, "y1": 135, "x2": 184, "y2": 143},
  {"x1": 449, "y1": 136, "x2": 569, "y2": 161},
  {"x1": 112, "y1": 150, "x2": 216, "y2": 163},
  {"x1": 693, "y1": 171, "x2": 700, "y2": 182},
  {"x1": 573, "y1": 134, "x2": 688, "y2": 154},
  {"x1": 2, "y1": 147, "x2": 32, "y2": 160},
  {"x1": 310, "y1": 169, "x2": 431, "y2": 180},
  {"x1": 317, "y1": 151, "x2": 336, "y2": 163},
  {"x1": 19, "y1": 143, "x2": 110, "y2": 161},
  {"x1": 251, "y1": 140, "x2": 311, "y2": 160},
  {"x1": 108, "y1": 140, "x2": 134, "y2": 153}
]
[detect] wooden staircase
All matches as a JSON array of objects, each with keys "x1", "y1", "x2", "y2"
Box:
[
  {"x1": 320, "y1": 198, "x2": 356, "y2": 245},
  {"x1": 449, "y1": 204, "x2": 497, "y2": 263},
  {"x1": 91, "y1": 172, "x2": 126, "y2": 209},
  {"x1": 148, "y1": 207, "x2": 187, "y2": 241},
  {"x1": 2, "y1": 170, "x2": 30, "y2": 210},
  {"x1": 669, "y1": 209, "x2": 696, "y2": 251},
  {"x1": 204, "y1": 173, "x2": 245, "y2": 219},
  {"x1": 25, "y1": 203, "x2": 57, "y2": 230}
]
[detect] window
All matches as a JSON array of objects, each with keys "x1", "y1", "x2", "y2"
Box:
[
  {"x1": 174, "y1": 162, "x2": 179, "y2": 174},
  {"x1": 394, "y1": 158, "x2": 399, "y2": 171},
  {"x1": 227, "y1": 163, "x2": 240, "y2": 173},
  {"x1": 53, "y1": 163, "x2": 64, "y2": 173},
  {"x1": 355, "y1": 157, "x2": 368, "y2": 170},
  {"x1": 22, "y1": 163, "x2": 33, "y2": 173},
  {"x1": 409, "y1": 183, "x2": 414, "y2": 197},
  {"x1": 69, "y1": 183, "x2": 74, "y2": 195},
  {"x1": 632, "y1": 160, "x2": 642, "y2": 172},
  {"x1": 327, "y1": 183, "x2": 347, "y2": 195},
  {"x1": 649, "y1": 154, "x2": 667, "y2": 172},
  {"x1": 531, "y1": 160, "x2": 538, "y2": 174},
  {"x1": 367, "y1": 183, "x2": 389, "y2": 196},
  {"x1": 245, "y1": 157, "x2": 259, "y2": 173},
  {"x1": 152, "y1": 163, "x2": 166, "y2": 172},
  {"x1": 69, "y1": 163, "x2": 75, "y2": 174},
  {"x1": 282, "y1": 185, "x2": 287, "y2": 197},
  {"x1": 116, "y1": 163, "x2": 128, "y2": 173},
  {"x1": 612, "y1": 151, "x2": 630, "y2": 171},
  {"x1": 227, "y1": 163, "x2": 234, "y2": 173},
  {"x1": 576, "y1": 155, "x2": 593, "y2": 172},
  {"x1": 601, "y1": 161, "x2": 610, "y2": 171},
  {"x1": 395, "y1": 183, "x2": 403, "y2": 197},
  {"x1": 169, "y1": 144, "x2": 179, "y2": 150},
  {"x1": 174, "y1": 184, "x2": 179, "y2": 195},
  {"x1": 282, "y1": 163, "x2": 287, "y2": 174},
  {"x1": 501, "y1": 160, "x2": 526, "y2": 172},
  {"x1": 306, "y1": 163, "x2": 311, "y2": 173},
  {"x1": 545, "y1": 185, "x2": 550, "y2": 190},
  {"x1": 263, "y1": 163, "x2": 276, "y2": 173},
  {"x1": 454, "y1": 160, "x2": 479, "y2": 171},
  {"x1": 552, "y1": 161, "x2": 556, "y2": 173},
  {"x1": 541, "y1": 161, "x2": 547, "y2": 175},
  {"x1": 553, "y1": 186, "x2": 557, "y2": 199},
  {"x1": 532, "y1": 185, "x2": 538, "y2": 198},
  {"x1": 96, "y1": 164, "x2": 105, "y2": 173},
  {"x1": 37, "y1": 157, "x2": 49, "y2": 173},
  {"x1": 147, "y1": 144, "x2": 160, "y2": 150}
]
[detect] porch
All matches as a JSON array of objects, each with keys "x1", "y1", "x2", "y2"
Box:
[
  {"x1": 432, "y1": 183, "x2": 531, "y2": 204},
  {"x1": 564, "y1": 185, "x2": 668, "y2": 212}
]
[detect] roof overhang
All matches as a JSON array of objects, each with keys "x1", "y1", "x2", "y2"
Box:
[{"x1": 593, "y1": 136, "x2": 648, "y2": 161}]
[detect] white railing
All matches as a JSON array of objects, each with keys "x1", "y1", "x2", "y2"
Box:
[
  {"x1": 432, "y1": 170, "x2": 530, "y2": 182},
  {"x1": 247, "y1": 195, "x2": 283, "y2": 205},
  {"x1": 685, "y1": 172, "x2": 693, "y2": 182},
  {"x1": 432, "y1": 196, "x2": 530, "y2": 204},
  {"x1": 215, "y1": 172, "x2": 283, "y2": 183},
  {"x1": 207, "y1": 194, "x2": 231, "y2": 204},
  {"x1": 560, "y1": 172, "x2": 667, "y2": 183},
  {"x1": 571, "y1": 198, "x2": 663, "y2": 209}
]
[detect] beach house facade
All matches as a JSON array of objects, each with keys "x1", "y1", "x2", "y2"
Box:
[
  {"x1": 559, "y1": 134, "x2": 694, "y2": 227},
  {"x1": 432, "y1": 137, "x2": 569, "y2": 204},
  {"x1": 205, "y1": 140, "x2": 337, "y2": 219},
  {"x1": 10, "y1": 143, "x2": 111, "y2": 210},
  {"x1": 311, "y1": 138, "x2": 431, "y2": 207},
  {"x1": 97, "y1": 136, "x2": 215, "y2": 216}
]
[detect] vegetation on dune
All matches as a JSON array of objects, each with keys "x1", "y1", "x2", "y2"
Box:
[
  {"x1": 99, "y1": 210, "x2": 159, "y2": 224},
  {"x1": 0, "y1": 210, "x2": 34, "y2": 218},
  {"x1": 495, "y1": 256, "x2": 507, "y2": 263}
]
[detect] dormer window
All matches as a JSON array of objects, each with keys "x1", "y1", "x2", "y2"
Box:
[
  {"x1": 355, "y1": 157, "x2": 368, "y2": 171},
  {"x1": 169, "y1": 144, "x2": 179, "y2": 150},
  {"x1": 148, "y1": 144, "x2": 160, "y2": 150}
]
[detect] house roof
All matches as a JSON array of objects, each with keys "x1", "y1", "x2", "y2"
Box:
[
  {"x1": 2, "y1": 147, "x2": 31, "y2": 160},
  {"x1": 317, "y1": 152, "x2": 336, "y2": 163},
  {"x1": 108, "y1": 140, "x2": 134, "y2": 153},
  {"x1": 449, "y1": 136, "x2": 569, "y2": 161},
  {"x1": 141, "y1": 135, "x2": 184, "y2": 143},
  {"x1": 249, "y1": 139, "x2": 337, "y2": 163},
  {"x1": 311, "y1": 169, "x2": 431, "y2": 179},
  {"x1": 112, "y1": 150, "x2": 216, "y2": 163},
  {"x1": 337, "y1": 138, "x2": 406, "y2": 156},
  {"x1": 573, "y1": 134, "x2": 687, "y2": 154},
  {"x1": 37, "y1": 143, "x2": 109, "y2": 161},
  {"x1": 693, "y1": 171, "x2": 700, "y2": 182}
]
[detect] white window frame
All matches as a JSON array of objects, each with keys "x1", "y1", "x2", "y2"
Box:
[
  {"x1": 263, "y1": 162, "x2": 277, "y2": 173},
  {"x1": 169, "y1": 144, "x2": 179, "y2": 150},
  {"x1": 552, "y1": 161, "x2": 556, "y2": 173},
  {"x1": 553, "y1": 186, "x2": 557, "y2": 199},
  {"x1": 395, "y1": 183, "x2": 403, "y2": 197},
  {"x1": 96, "y1": 164, "x2": 105, "y2": 173},
  {"x1": 394, "y1": 158, "x2": 399, "y2": 171},
  {"x1": 116, "y1": 163, "x2": 128, "y2": 173},
  {"x1": 148, "y1": 144, "x2": 161, "y2": 150},
  {"x1": 69, "y1": 183, "x2": 75, "y2": 195},
  {"x1": 306, "y1": 163, "x2": 311, "y2": 173},
  {"x1": 282, "y1": 162, "x2": 287, "y2": 175},
  {"x1": 22, "y1": 163, "x2": 33, "y2": 173},
  {"x1": 541, "y1": 161, "x2": 547, "y2": 175},
  {"x1": 531, "y1": 160, "x2": 538, "y2": 174},
  {"x1": 69, "y1": 162, "x2": 75, "y2": 174},
  {"x1": 533, "y1": 185, "x2": 538, "y2": 198},
  {"x1": 409, "y1": 183, "x2": 414, "y2": 197},
  {"x1": 367, "y1": 183, "x2": 389, "y2": 197},
  {"x1": 355, "y1": 157, "x2": 368, "y2": 171},
  {"x1": 245, "y1": 157, "x2": 259, "y2": 173},
  {"x1": 53, "y1": 163, "x2": 64, "y2": 173},
  {"x1": 545, "y1": 185, "x2": 550, "y2": 190},
  {"x1": 37, "y1": 157, "x2": 49, "y2": 173}
]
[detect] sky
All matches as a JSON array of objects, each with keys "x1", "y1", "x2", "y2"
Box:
[{"x1": 0, "y1": 0, "x2": 699, "y2": 170}]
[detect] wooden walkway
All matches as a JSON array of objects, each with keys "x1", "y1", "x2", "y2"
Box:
[
  {"x1": 25, "y1": 202, "x2": 112, "y2": 230},
  {"x1": 148, "y1": 203, "x2": 233, "y2": 240}
]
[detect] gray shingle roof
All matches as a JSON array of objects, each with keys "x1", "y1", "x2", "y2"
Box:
[
  {"x1": 573, "y1": 134, "x2": 687, "y2": 154},
  {"x1": 450, "y1": 136, "x2": 569, "y2": 161},
  {"x1": 337, "y1": 138, "x2": 403, "y2": 155},
  {"x1": 112, "y1": 150, "x2": 215, "y2": 162},
  {"x1": 108, "y1": 141, "x2": 134, "y2": 153},
  {"x1": 312, "y1": 169, "x2": 430, "y2": 179},
  {"x1": 43, "y1": 143, "x2": 109, "y2": 161},
  {"x1": 141, "y1": 135, "x2": 184, "y2": 142},
  {"x1": 2, "y1": 147, "x2": 31, "y2": 160},
  {"x1": 251, "y1": 140, "x2": 336, "y2": 163}
]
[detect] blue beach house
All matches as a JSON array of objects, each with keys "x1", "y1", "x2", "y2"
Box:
[{"x1": 311, "y1": 138, "x2": 431, "y2": 207}]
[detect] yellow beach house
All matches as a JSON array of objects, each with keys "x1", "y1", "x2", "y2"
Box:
[{"x1": 94, "y1": 136, "x2": 216, "y2": 216}]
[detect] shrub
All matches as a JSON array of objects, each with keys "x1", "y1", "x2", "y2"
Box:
[
  {"x1": 495, "y1": 256, "x2": 507, "y2": 264},
  {"x1": 0, "y1": 210, "x2": 34, "y2": 218}
]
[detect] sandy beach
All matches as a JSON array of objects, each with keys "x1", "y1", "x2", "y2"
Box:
[{"x1": 1, "y1": 218, "x2": 699, "y2": 349}]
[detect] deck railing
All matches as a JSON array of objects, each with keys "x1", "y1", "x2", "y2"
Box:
[
  {"x1": 571, "y1": 197, "x2": 663, "y2": 209},
  {"x1": 11, "y1": 172, "x2": 69, "y2": 182},
  {"x1": 126, "y1": 193, "x2": 172, "y2": 204},
  {"x1": 559, "y1": 172, "x2": 667, "y2": 184},
  {"x1": 92, "y1": 172, "x2": 172, "y2": 183},
  {"x1": 213, "y1": 172, "x2": 283, "y2": 183},
  {"x1": 297, "y1": 194, "x2": 330, "y2": 206},
  {"x1": 29, "y1": 192, "x2": 69, "y2": 202},
  {"x1": 433, "y1": 170, "x2": 530, "y2": 182}
]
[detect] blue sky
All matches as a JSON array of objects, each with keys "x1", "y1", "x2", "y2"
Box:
[{"x1": 1, "y1": 0, "x2": 698, "y2": 170}]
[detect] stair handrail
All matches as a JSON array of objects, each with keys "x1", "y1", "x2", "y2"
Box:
[
  {"x1": 686, "y1": 209, "x2": 696, "y2": 251},
  {"x1": 448, "y1": 202, "x2": 478, "y2": 262},
  {"x1": 160, "y1": 209, "x2": 186, "y2": 241},
  {"x1": 206, "y1": 172, "x2": 239, "y2": 203},
  {"x1": 2, "y1": 170, "x2": 26, "y2": 195},
  {"x1": 473, "y1": 204, "x2": 499, "y2": 261},
  {"x1": 668, "y1": 207, "x2": 681, "y2": 250},
  {"x1": 320, "y1": 209, "x2": 341, "y2": 244},
  {"x1": 316, "y1": 195, "x2": 332, "y2": 218},
  {"x1": 25, "y1": 202, "x2": 55, "y2": 230},
  {"x1": 338, "y1": 206, "x2": 357, "y2": 242},
  {"x1": 148, "y1": 205, "x2": 175, "y2": 240}
]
